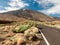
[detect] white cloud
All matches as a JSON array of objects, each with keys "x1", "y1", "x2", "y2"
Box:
[
  {"x1": 42, "y1": 5, "x2": 60, "y2": 14},
  {"x1": 0, "y1": 10, "x2": 8, "y2": 13},
  {"x1": 0, "y1": 0, "x2": 29, "y2": 13},
  {"x1": 8, "y1": 0, "x2": 29, "y2": 7},
  {"x1": 4, "y1": 7, "x2": 20, "y2": 11},
  {"x1": 0, "y1": 0, "x2": 60, "y2": 15},
  {"x1": 34, "y1": 0, "x2": 53, "y2": 9},
  {"x1": 38, "y1": 0, "x2": 60, "y2": 15},
  {"x1": 35, "y1": 0, "x2": 60, "y2": 15}
]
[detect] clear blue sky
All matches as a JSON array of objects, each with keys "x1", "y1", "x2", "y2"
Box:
[{"x1": 0, "y1": 0, "x2": 60, "y2": 17}]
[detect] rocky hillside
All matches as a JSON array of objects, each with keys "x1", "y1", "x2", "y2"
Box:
[{"x1": 0, "y1": 9, "x2": 54, "y2": 22}]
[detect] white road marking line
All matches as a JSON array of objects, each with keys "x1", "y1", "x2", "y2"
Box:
[{"x1": 41, "y1": 32, "x2": 50, "y2": 45}]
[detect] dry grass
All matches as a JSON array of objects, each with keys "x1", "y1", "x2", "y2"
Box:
[{"x1": 36, "y1": 21, "x2": 60, "y2": 28}]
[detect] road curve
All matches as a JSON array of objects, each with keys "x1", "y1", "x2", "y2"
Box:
[{"x1": 38, "y1": 25, "x2": 60, "y2": 45}]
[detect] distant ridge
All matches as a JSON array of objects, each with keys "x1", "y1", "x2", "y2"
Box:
[{"x1": 0, "y1": 9, "x2": 55, "y2": 22}]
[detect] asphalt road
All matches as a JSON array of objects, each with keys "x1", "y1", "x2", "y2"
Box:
[{"x1": 38, "y1": 25, "x2": 60, "y2": 45}]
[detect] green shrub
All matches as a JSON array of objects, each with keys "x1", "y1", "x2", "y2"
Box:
[
  {"x1": 12, "y1": 20, "x2": 38, "y2": 33},
  {"x1": 12, "y1": 24, "x2": 30, "y2": 33}
]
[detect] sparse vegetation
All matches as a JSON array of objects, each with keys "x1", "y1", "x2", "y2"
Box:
[
  {"x1": 12, "y1": 24, "x2": 30, "y2": 33},
  {"x1": 0, "y1": 20, "x2": 43, "y2": 45},
  {"x1": 12, "y1": 20, "x2": 38, "y2": 33},
  {"x1": 36, "y1": 21, "x2": 60, "y2": 28}
]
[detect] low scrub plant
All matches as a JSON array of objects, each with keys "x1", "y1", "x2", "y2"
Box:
[
  {"x1": 12, "y1": 20, "x2": 38, "y2": 33},
  {"x1": 12, "y1": 24, "x2": 30, "y2": 33}
]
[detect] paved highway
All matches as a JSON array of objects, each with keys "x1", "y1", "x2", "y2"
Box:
[{"x1": 38, "y1": 25, "x2": 60, "y2": 45}]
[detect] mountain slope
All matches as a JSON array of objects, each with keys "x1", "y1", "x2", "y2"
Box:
[{"x1": 0, "y1": 9, "x2": 54, "y2": 22}]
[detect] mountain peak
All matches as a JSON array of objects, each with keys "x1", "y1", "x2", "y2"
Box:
[{"x1": 0, "y1": 9, "x2": 55, "y2": 22}]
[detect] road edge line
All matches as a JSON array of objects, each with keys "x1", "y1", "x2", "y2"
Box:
[{"x1": 41, "y1": 32, "x2": 50, "y2": 45}]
